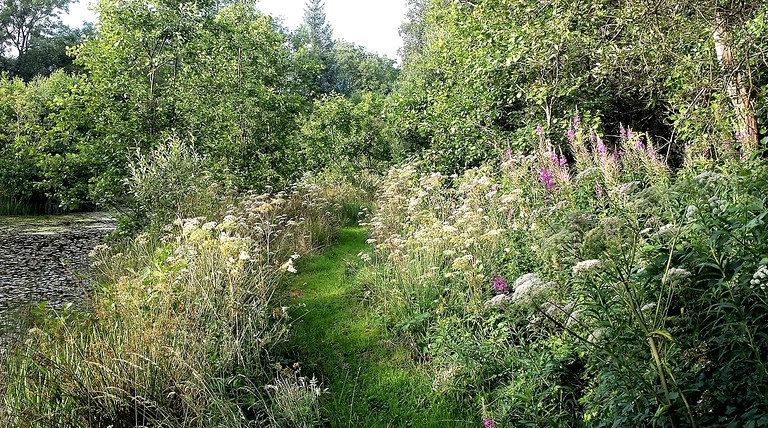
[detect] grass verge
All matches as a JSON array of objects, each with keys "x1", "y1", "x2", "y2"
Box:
[{"x1": 280, "y1": 227, "x2": 474, "y2": 427}]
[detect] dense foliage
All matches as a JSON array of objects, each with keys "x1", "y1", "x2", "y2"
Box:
[
  {"x1": 0, "y1": 0, "x2": 397, "y2": 213},
  {"x1": 389, "y1": 0, "x2": 768, "y2": 172},
  {"x1": 363, "y1": 121, "x2": 768, "y2": 426},
  {"x1": 3, "y1": 0, "x2": 768, "y2": 426}
]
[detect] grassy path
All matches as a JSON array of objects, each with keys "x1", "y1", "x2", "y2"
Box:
[{"x1": 281, "y1": 227, "x2": 473, "y2": 427}]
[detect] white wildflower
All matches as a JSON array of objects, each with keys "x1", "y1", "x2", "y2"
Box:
[
  {"x1": 202, "y1": 221, "x2": 218, "y2": 231},
  {"x1": 512, "y1": 273, "x2": 552, "y2": 302},
  {"x1": 281, "y1": 259, "x2": 298, "y2": 274},
  {"x1": 656, "y1": 224, "x2": 679, "y2": 238},
  {"x1": 572, "y1": 259, "x2": 602, "y2": 275},
  {"x1": 685, "y1": 205, "x2": 699, "y2": 222},
  {"x1": 665, "y1": 267, "x2": 691, "y2": 284},
  {"x1": 358, "y1": 252, "x2": 372, "y2": 263},
  {"x1": 588, "y1": 328, "x2": 605, "y2": 343},
  {"x1": 485, "y1": 294, "x2": 511, "y2": 307},
  {"x1": 182, "y1": 218, "x2": 200, "y2": 232},
  {"x1": 750, "y1": 265, "x2": 768, "y2": 290}
]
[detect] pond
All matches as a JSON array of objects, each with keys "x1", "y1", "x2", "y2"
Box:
[{"x1": 0, "y1": 212, "x2": 115, "y2": 347}]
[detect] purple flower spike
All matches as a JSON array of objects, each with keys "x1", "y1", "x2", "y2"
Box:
[
  {"x1": 493, "y1": 277, "x2": 509, "y2": 293},
  {"x1": 634, "y1": 139, "x2": 645, "y2": 150},
  {"x1": 567, "y1": 129, "x2": 576, "y2": 141},
  {"x1": 573, "y1": 114, "x2": 582, "y2": 127},
  {"x1": 536, "y1": 124, "x2": 543, "y2": 136},
  {"x1": 539, "y1": 167, "x2": 556, "y2": 192},
  {"x1": 595, "y1": 182, "x2": 604, "y2": 196},
  {"x1": 483, "y1": 418, "x2": 497, "y2": 428},
  {"x1": 626, "y1": 128, "x2": 633, "y2": 140},
  {"x1": 597, "y1": 139, "x2": 608, "y2": 155},
  {"x1": 620, "y1": 124, "x2": 627, "y2": 140}
]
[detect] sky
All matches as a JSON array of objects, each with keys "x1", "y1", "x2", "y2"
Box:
[{"x1": 61, "y1": 0, "x2": 407, "y2": 60}]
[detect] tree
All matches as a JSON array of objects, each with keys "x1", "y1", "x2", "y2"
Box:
[
  {"x1": 398, "y1": 0, "x2": 428, "y2": 65},
  {"x1": 302, "y1": 0, "x2": 332, "y2": 51},
  {"x1": 297, "y1": 0, "x2": 336, "y2": 95},
  {"x1": 0, "y1": 0, "x2": 70, "y2": 58},
  {"x1": 8, "y1": 24, "x2": 91, "y2": 79}
]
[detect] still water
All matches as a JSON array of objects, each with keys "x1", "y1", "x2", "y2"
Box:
[{"x1": 0, "y1": 213, "x2": 115, "y2": 345}]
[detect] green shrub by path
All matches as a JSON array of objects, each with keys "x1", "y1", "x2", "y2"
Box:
[
  {"x1": 363, "y1": 118, "x2": 768, "y2": 426},
  {"x1": 279, "y1": 227, "x2": 474, "y2": 427},
  {"x1": 0, "y1": 175, "x2": 370, "y2": 427}
]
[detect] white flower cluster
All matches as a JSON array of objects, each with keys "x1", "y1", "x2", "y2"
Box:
[
  {"x1": 706, "y1": 195, "x2": 728, "y2": 215},
  {"x1": 485, "y1": 294, "x2": 512, "y2": 307},
  {"x1": 750, "y1": 265, "x2": 768, "y2": 290},
  {"x1": 665, "y1": 267, "x2": 691, "y2": 285},
  {"x1": 512, "y1": 273, "x2": 553, "y2": 302},
  {"x1": 572, "y1": 259, "x2": 602, "y2": 275},
  {"x1": 685, "y1": 205, "x2": 699, "y2": 223},
  {"x1": 656, "y1": 224, "x2": 679, "y2": 239},
  {"x1": 281, "y1": 253, "x2": 301, "y2": 274}
]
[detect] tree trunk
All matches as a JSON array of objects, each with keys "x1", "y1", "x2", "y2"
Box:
[{"x1": 713, "y1": 12, "x2": 759, "y2": 157}]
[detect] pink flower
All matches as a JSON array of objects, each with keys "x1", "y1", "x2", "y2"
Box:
[
  {"x1": 539, "y1": 167, "x2": 556, "y2": 192},
  {"x1": 483, "y1": 418, "x2": 496, "y2": 428},
  {"x1": 536, "y1": 124, "x2": 543, "y2": 136},
  {"x1": 595, "y1": 182, "x2": 604, "y2": 196},
  {"x1": 597, "y1": 139, "x2": 608, "y2": 155},
  {"x1": 493, "y1": 277, "x2": 509, "y2": 293},
  {"x1": 567, "y1": 128, "x2": 576, "y2": 141}
]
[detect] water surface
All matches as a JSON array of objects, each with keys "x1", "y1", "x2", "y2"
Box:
[{"x1": 0, "y1": 213, "x2": 115, "y2": 346}]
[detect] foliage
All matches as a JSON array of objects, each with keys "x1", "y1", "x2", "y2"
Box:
[
  {"x1": 297, "y1": 92, "x2": 392, "y2": 174},
  {"x1": 0, "y1": 0, "x2": 70, "y2": 57},
  {"x1": 389, "y1": 0, "x2": 768, "y2": 173},
  {"x1": 362, "y1": 117, "x2": 768, "y2": 426}
]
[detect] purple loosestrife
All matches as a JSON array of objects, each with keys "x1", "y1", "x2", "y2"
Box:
[
  {"x1": 493, "y1": 276, "x2": 509, "y2": 293},
  {"x1": 597, "y1": 139, "x2": 608, "y2": 155},
  {"x1": 536, "y1": 124, "x2": 543, "y2": 136},
  {"x1": 573, "y1": 114, "x2": 581, "y2": 127},
  {"x1": 567, "y1": 128, "x2": 576, "y2": 141},
  {"x1": 483, "y1": 418, "x2": 496, "y2": 428},
  {"x1": 620, "y1": 124, "x2": 627, "y2": 140},
  {"x1": 635, "y1": 139, "x2": 645, "y2": 150},
  {"x1": 539, "y1": 167, "x2": 556, "y2": 192}
]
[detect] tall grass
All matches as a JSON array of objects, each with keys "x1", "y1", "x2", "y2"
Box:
[{"x1": 0, "y1": 141, "x2": 376, "y2": 427}]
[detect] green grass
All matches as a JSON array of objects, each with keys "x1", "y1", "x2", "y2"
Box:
[{"x1": 280, "y1": 227, "x2": 474, "y2": 427}]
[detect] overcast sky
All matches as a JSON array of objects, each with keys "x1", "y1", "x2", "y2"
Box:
[{"x1": 61, "y1": 0, "x2": 407, "y2": 60}]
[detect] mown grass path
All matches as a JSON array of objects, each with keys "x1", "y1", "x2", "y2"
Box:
[{"x1": 281, "y1": 227, "x2": 473, "y2": 427}]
